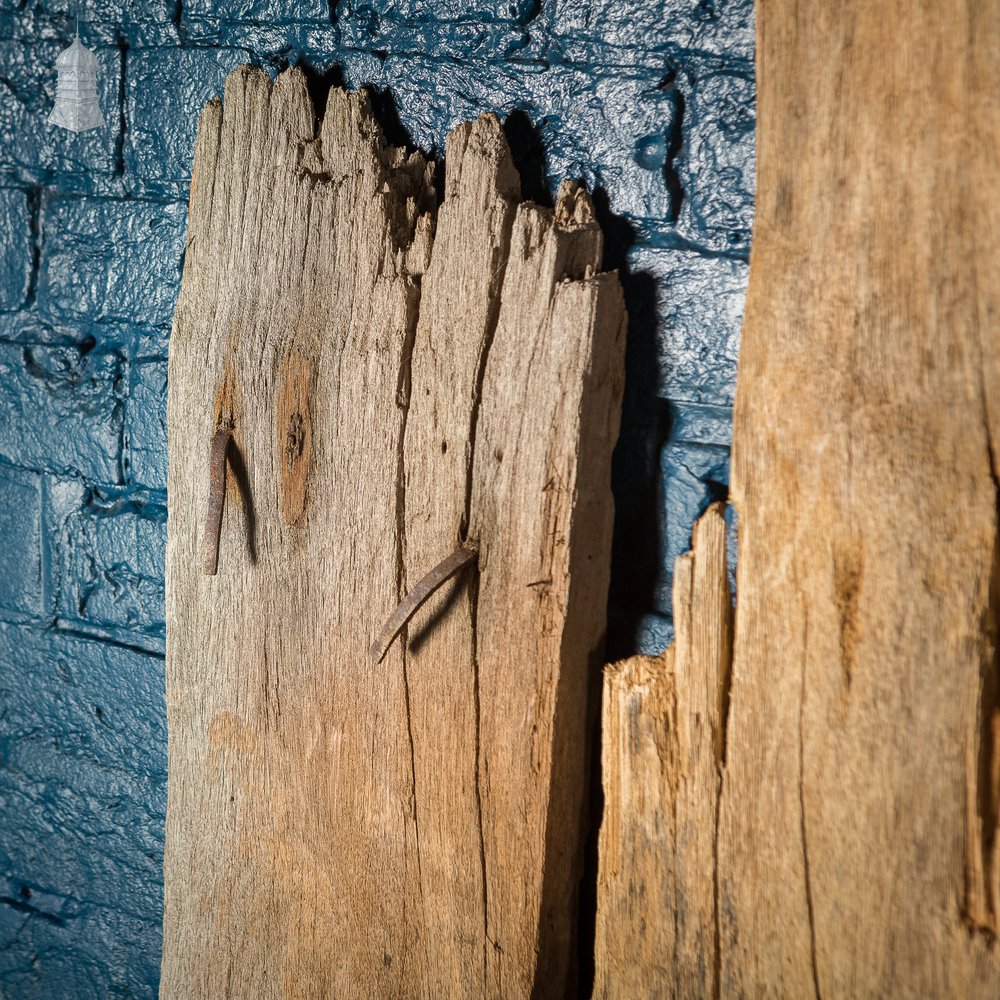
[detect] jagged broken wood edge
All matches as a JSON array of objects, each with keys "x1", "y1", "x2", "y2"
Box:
[
  {"x1": 593, "y1": 503, "x2": 731, "y2": 999},
  {"x1": 163, "y1": 63, "x2": 626, "y2": 999}
]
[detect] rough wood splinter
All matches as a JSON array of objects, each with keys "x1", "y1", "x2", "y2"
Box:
[{"x1": 163, "y1": 64, "x2": 626, "y2": 999}]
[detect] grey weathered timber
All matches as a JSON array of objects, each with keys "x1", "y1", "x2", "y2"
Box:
[
  {"x1": 163, "y1": 65, "x2": 625, "y2": 998},
  {"x1": 594, "y1": 504, "x2": 731, "y2": 998}
]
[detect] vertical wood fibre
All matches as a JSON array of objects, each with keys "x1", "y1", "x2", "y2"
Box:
[
  {"x1": 723, "y1": 2, "x2": 1000, "y2": 994},
  {"x1": 595, "y1": 1, "x2": 1000, "y2": 997},
  {"x1": 594, "y1": 504, "x2": 731, "y2": 998},
  {"x1": 163, "y1": 66, "x2": 625, "y2": 998}
]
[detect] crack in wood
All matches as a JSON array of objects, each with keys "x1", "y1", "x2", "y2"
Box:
[{"x1": 164, "y1": 64, "x2": 625, "y2": 999}]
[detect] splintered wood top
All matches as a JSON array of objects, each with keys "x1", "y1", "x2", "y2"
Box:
[{"x1": 162, "y1": 65, "x2": 625, "y2": 999}]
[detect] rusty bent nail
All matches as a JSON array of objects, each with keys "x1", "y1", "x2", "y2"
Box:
[
  {"x1": 203, "y1": 429, "x2": 232, "y2": 576},
  {"x1": 370, "y1": 545, "x2": 479, "y2": 662}
]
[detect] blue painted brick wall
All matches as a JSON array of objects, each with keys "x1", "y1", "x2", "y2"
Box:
[{"x1": 0, "y1": 1, "x2": 754, "y2": 994}]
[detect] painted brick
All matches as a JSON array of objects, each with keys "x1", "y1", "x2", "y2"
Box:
[
  {"x1": 0, "y1": 464, "x2": 42, "y2": 618},
  {"x1": 629, "y1": 246, "x2": 746, "y2": 406},
  {"x1": 0, "y1": 40, "x2": 120, "y2": 181},
  {"x1": 126, "y1": 359, "x2": 167, "y2": 489},
  {"x1": 0, "y1": 901, "x2": 162, "y2": 1000},
  {"x1": 668, "y1": 400, "x2": 733, "y2": 448},
  {"x1": 186, "y1": 0, "x2": 331, "y2": 22},
  {"x1": 635, "y1": 611, "x2": 674, "y2": 655},
  {"x1": 4, "y1": 0, "x2": 177, "y2": 28},
  {"x1": 53, "y1": 0, "x2": 177, "y2": 27},
  {"x1": 0, "y1": 3, "x2": 181, "y2": 47},
  {"x1": 527, "y1": 68, "x2": 678, "y2": 222},
  {"x1": 344, "y1": 0, "x2": 538, "y2": 17},
  {"x1": 38, "y1": 196, "x2": 186, "y2": 327},
  {"x1": 128, "y1": 322, "x2": 171, "y2": 360},
  {"x1": 0, "y1": 621, "x2": 164, "y2": 994},
  {"x1": 369, "y1": 56, "x2": 678, "y2": 222},
  {"x1": 0, "y1": 754, "x2": 165, "y2": 908},
  {"x1": 125, "y1": 47, "x2": 253, "y2": 185},
  {"x1": 0, "y1": 189, "x2": 33, "y2": 311},
  {"x1": 336, "y1": 0, "x2": 543, "y2": 60},
  {"x1": 657, "y1": 440, "x2": 729, "y2": 614},
  {"x1": 46, "y1": 479, "x2": 166, "y2": 651},
  {"x1": 0, "y1": 315, "x2": 149, "y2": 368},
  {"x1": 9, "y1": 318, "x2": 175, "y2": 358},
  {"x1": 176, "y1": 18, "x2": 330, "y2": 49},
  {"x1": 549, "y1": 0, "x2": 754, "y2": 65},
  {"x1": 0, "y1": 343, "x2": 122, "y2": 483},
  {"x1": 676, "y1": 70, "x2": 755, "y2": 254}
]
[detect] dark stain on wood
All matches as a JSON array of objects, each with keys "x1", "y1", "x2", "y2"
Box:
[
  {"x1": 832, "y1": 541, "x2": 863, "y2": 693},
  {"x1": 277, "y1": 348, "x2": 314, "y2": 527}
]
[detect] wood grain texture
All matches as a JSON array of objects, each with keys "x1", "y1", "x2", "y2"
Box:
[
  {"x1": 163, "y1": 65, "x2": 625, "y2": 998},
  {"x1": 470, "y1": 180, "x2": 625, "y2": 996},
  {"x1": 594, "y1": 504, "x2": 731, "y2": 999},
  {"x1": 595, "y1": 1, "x2": 1000, "y2": 997},
  {"x1": 722, "y1": 1, "x2": 1000, "y2": 995}
]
